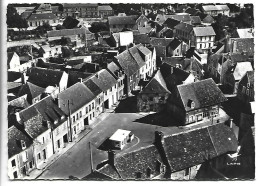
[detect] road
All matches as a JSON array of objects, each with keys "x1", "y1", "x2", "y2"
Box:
[{"x1": 37, "y1": 112, "x2": 164, "y2": 179}]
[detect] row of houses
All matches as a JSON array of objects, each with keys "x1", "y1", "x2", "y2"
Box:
[{"x1": 8, "y1": 43, "x2": 156, "y2": 179}]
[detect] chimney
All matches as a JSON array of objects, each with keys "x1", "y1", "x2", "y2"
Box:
[
  {"x1": 78, "y1": 78, "x2": 83, "y2": 83},
  {"x1": 108, "y1": 150, "x2": 115, "y2": 166},
  {"x1": 154, "y1": 131, "x2": 164, "y2": 144},
  {"x1": 15, "y1": 112, "x2": 22, "y2": 124},
  {"x1": 21, "y1": 72, "x2": 27, "y2": 84},
  {"x1": 229, "y1": 118, "x2": 233, "y2": 128},
  {"x1": 95, "y1": 73, "x2": 99, "y2": 79}
]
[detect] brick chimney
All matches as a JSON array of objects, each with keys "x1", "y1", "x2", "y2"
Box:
[
  {"x1": 229, "y1": 118, "x2": 233, "y2": 128},
  {"x1": 108, "y1": 150, "x2": 115, "y2": 166}
]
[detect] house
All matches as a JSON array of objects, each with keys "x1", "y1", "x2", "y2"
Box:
[
  {"x1": 226, "y1": 38, "x2": 254, "y2": 57},
  {"x1": 98, "y1": 5, "x2": 114, "y2": 18},
  {"x1": 107, "y1": 61, "x2": 125, "y2": 100},
  {"x1": 150, "y1": 38, "x2": 174, "y2": 58},
  {"x1": 38, "y1": 45, "x2": 62, "y2": 58},
  {"x1": 16, "y1": 106, "x2": 53, "y2": 169},
  {"x1": 190, "y1": 16, "x2": 201, "y2": 25},
  {"x1": 108, "y1": 16, "x2": 137, "y2": 33},
  {"x1": 223, "y1": 62, "x2": 253, "y2": 94},
  {"x1": 62, "y1": 3, "x2": 98, "y2": 18},
  {"x1": 155, "y1": 14, "x2": 191, "y2": 25},
  {"x1": 58, "y1": 82, "x2": 96, "y2": 134},
  {"x1": 8, "y1": 125, "x2": 34, "y2": 179},
  {"x1": 86, "y1": 144, "x2": 165, "y2": 180},
  {"x1": 67, "y1": 71, "x2": 93, "y2": 87},
  {"x1": 191, "y1": 26, "x2": 216, "y2": 52},
  {"x1": 184, "y1": 57, "x2": 204, "y2": 81},
  {"x1": 237, "y1": 71, "x2": 254, "y2": 103},
  {"x1": 111, "y1": 31, "x2": 134, "y2": 47},
  {"x1": 185, "y1": 8, "x2": 201, "y2": 16},
  {"x1": 114, "y1": 49, "x2": 140, "y2": 95},
  {"x1": 17, "y1": 82, "x2": 45, "y2": 104},
  {"x1": 167, "y1": 78, "x2": 227, "y2": 125},
  {"x1": 27, "y1": 67, "x2": 68, "y2": 92},
  {"x1": 137, "y1": 70, "x2": 170, "y2": 112},
  {"x1": 162, "y1": 18, "x2": 180, "y2": 30},
  {"x1": 235, "y1": 28, "x2": 254, "y2": 38},
  {"x1": 164, "y1": 68, "x2": 195, "y2": 93},
  {"x1": 207, "y1": 53, "x2": 223, "y2": 83},
  {"x1": 174, "y1": 22, "x2": 193, "y2": 45},
  {"x1": 8, "y1": 52, "x2": 20, "y2": 72},
  {"x1": 167, "y1": 38, "x2": 184, "y2": 57},
  {"x1": 26, "y1": 5, "x2": 58, "y2": 27},
  {"x1": 202, "y1": 5, "x2": 230, "y2": 16},
  {"x1": 109, "y1": 129, "x2": 133, "y2": 150},
  {"x1": 136, "y1": 14, "x2": 150, "y2": 28},
  {"x1": 133, "y1": 34, "x2": 150, "y2": 45},
  {"x1": 154, "y1": 123, "x2": 238, "y2": 179}
]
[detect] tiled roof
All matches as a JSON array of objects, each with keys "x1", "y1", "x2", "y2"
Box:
[
  {"x1": 185, "y1": 8, "x2": 201, "y2": 16},
  {"x1": 108, "y1": 16, "x2": 136, "y2": 25},
  {"x1": 176, "y1": 78, "x2": 227, "y2": 111},
  {"x1": 47, "y1": 28, "x2": 92, "y2": 37},
  {"x1": 33, "y1": 96, "x2": 66, "y2": 128},
  {"x1": 136, "y1": 44, "x2": 151, "y2": 56},
  {"x1": 138, "y1": 26, "x2": 152, "y2": 34},
  {"x1": 96, "y1": 163, "x2": 120, "y2": 180},
  {"x1": 228, "y1": 53, "x2": 249, "y2": 63},
  {"x1": 115, "y1": 50, "x2": 140, "y2": 76},
  {"x1": 174, "y1": 22, "x2": 193, "y2": 33},
  {"x1": 63, "y1": 3, "x2": 98, "y2": 8},
  {"x1": 8, "y1": 71, "x2": 21, "y2": 82},
  {"x1": 94, "y1": 69, "x2": 117, "y2": 92},
  {"x1": 133, "y1": 34, "x2": 150, "y2": 44},
  {"x1": 230, "y1": 38, "x2": 254, "y2": 57},
  {"x1": 140, "y1": 70, "x2": 170, "y2": 94},
  {"x1": 193, "y1": 26, "x2": 216, "y2": 36},
  {"x1": 98, "y1": 5, "x2": 113, "y2": 11},
  {"x1": 163, "y1": 18, "x2": 180, "y2": 30},
  {"x1": 202, "y1": 15, "x2": 215, "y2": 23},
  {"x1": 161, "y1": 57, "x2": 191, "y2": 71},
  {"x1": 19, "y1": 106, "x2": 48, "y2": 139},
  {"x1": 150, "y1": 38, "x2": 174, "y2": 47},
  {"x1": 114, "y1": 144, "x2": 162, "y2": 179},
  {"x1": 162, "y1": 123, "x2": 237, "y2": 172},
  {"x1": 153, "y1": 46, "x2": 166, "y2": 58},
  {"x1": 8, "y1": 125, "x2": 33, "y2": 158},
  {"x1": 171, "y1": 14, "x2": 191, "y2": 23},
  {"x1": 190, "y1": 16, "x2": 201, "y2": 24},
  {"x1": 27, "y1": 13, "x2": 57, "y2": 21},
  {"x1": 107, "y1": 61, "x2": 121, "y2": 77},
  {"x1": 27, "y1": 67, "x2": 67, "y2": 88},
  {"x1": 168, "y1": 38, "x2": 182, "y2": 50},
  {"x1": 236, "y1": 28, "x2": 254, "y2": 38},
  {"x1": 58, "y1": 82, "x2": 95, "y2": 115},
  {"x1": 233, "y1": 62, "x2": 253, "y2": 81},
  {"x1": 129, "y1": 45, "x2": 146, "y2": 68},
  {"x1": 18, "y1": 82, "x2": 45, "y2": 99},
  {"x1": 7, "y1": 82, "x2": 22, "y2": 91}
]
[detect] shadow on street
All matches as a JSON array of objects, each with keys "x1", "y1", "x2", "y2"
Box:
[{"x1": 115, "y1": 96, "x2": 137, "y2": 113}]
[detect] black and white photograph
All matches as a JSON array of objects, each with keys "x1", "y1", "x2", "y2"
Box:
[{"x1": 2, "y1": 0, "x2": 256, "y2": 183}]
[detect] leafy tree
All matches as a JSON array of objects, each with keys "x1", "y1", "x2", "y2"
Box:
[
  {"x1": 36, "y1": 22, "x2": 52, "y2": 35},
  {"x1": 6, "y1": 5, "x2": 28, "y2": 29},
  {"x1": 89, "y1": 22, "x2": 109, "y2": 33},
  {"x1": 61, "y1": 47, "x2": 72, "y2": 58},
  {"x1": 56, "y1": 24, "x2": 65, "y2": 30}
]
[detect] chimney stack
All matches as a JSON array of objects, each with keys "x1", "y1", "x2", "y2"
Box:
[
  {"x1": 108, "y1": 150, "x2": 115, "y2": 166},
  {"x1": 154, "y1": 131, "x2": 164, "y2": 144},
  {"x1": 230, "y1": 118, "x2": 233, "y2": 128},
  {"x1": 15, "y1": 112, "x2": 22, "y2": 124}
]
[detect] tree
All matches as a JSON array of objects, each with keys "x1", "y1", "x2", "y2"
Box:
[
  {"x1": 61, "y1": 47, "x2": 72, "y2": 58},
  {"x1": 7, "y1": 5, "x2": 28, "y2": 29},
  {"x1": 89, "y1": 22, "x2": 109, "y2": 33},
  {"x1": 56, "y1": 24, "x2": 65, "y2": 30},
  {"x1": 36, "y1": 22, "x2": 52, "y2": 35}
]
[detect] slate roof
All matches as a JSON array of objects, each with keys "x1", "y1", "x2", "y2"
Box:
[
  {"x1": 115, "y1": 50, "x2": 139, "y2": 76},
  {"x1": 8, "y1": 125, "x2": 33, "y2": 158},
  {"x1": 136, "y1": 44, "x2": 151, "y2": 56},
  {"x1": 58, "y1": 82, "x2": 95, "y2": 115},
  {"x1": 107, "y1": 61, "x2": 121, "y2": 77},
  {"x1": 114, "y1": 144, "x2": 163, "y2": 179},
  {"x1": 174, "y1": 22, "x2": 193, "y2": 33},
  {"x1": 228, "y1": 53, "x2": 249, "y2": 63},
  {"x1": 140, "y1": 70, "x2": 170, "y2": 94},
  {"x1": 171, "y1": 14, "x2": 191, "y2": 23},
  {"x1": 8, "y1": 82, "x2": 23, "y2": 91},
  {"x1": 168, "y1": 38, "x2": 182, "y2": 50},
  {"x1": 185, "y1": 8, "x2": 201, "y2": 16},
  {"x1": 133, "y1": 34, "x2": 150, "y2": 44},
  {"x1": 176, "y1": 78, "x2": 227, "y2": 111},
  {"x1": 47, "y1": 28, "x2": 92, "y2": 37},
  {"x1": 63, "y1": 3, "x2": 98, "y2": 8},
  {"x1": 67, "y1": 71, "x2": 92, "y2": 87},
  {"x1": 236, "y1": 28, "x2": 254, "y2": 38},
  {"x1": 18, "y1": 82, "x2": 45, "y2": 99},
  {"x1": 138, "y1": 26, "x2": 152, "y2": 34},
  {"x1": 27, "y1": 67, "x2": 66, "y2": 88},
  {"x1": 162, "y1": 123, "x2": 238, "y2": 172},
  {"x1": 233, "y1": 62, "x2": 253, "y2": 81},
  {"x1": 83, "y1": 78, "x2": 103, "y2": 96},
  {"x1": 108, "y1": 16, "x2": 136, "y2": 25},
  {"x1": 153, "y1": 46, "x2": 166, "y2": 57},
  {"x1": 8, "y1": 71, "x2": 22, "y2": 82},
  {"x1": 161, "y1": 57, "x2": 191, "y2": 71},
  {"x1": 163, "y1": 18, "x2": 180, "y2": 30},
  {"x1": 129, "y1": 45, "x2": 146, "y2": 68},
  {"x1": 27, "y1": 13, "x2": 57, "y2": 21},
  {"x1": 193, "y1": 26, "x2": 216, "y2": 36},
  {"x1": 230, "y1": 38, "x2": 254, "y2": 57},
  {"x1": 190, "y1": 16, "x2": 201, "y2": 25}
]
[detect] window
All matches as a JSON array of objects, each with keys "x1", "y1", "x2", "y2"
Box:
[
  {"x1": 50, "y1": 132, "x2": 51, "y2": 139},
  {"x1": 56, "y1": 127, "x2": 59, "y2": 135},
  {"x1": 185, "y1": 168, "x2": 189, "y2": 176},
  {"x1": 21, "y1": 141, "x2": 26, "y2": 149},
  {"x1": 38, "y1": 153, "x2": 41, "y2": 160},
  {"x1": 13, "y1": 171, "x2": 18, "y2": 179},
  {"x1": 74, "y1": 126, "x2": 76, "y2": 134},
  {"x1": 93, "y1": 112, "x2": 95, "y2": 118},
  {"x1": 92, "y1": 102, "x2": 94, "y2": 109},
  {"x1": 29, "y1": 161, "x2": 33, "y2": 168},
  {"x1": 76, "y1": 113, "x2": 79, "y2": 120},
  {"x1": 110, "y1": 87, "x2": 113, "y2": 92},
  {"x1": 86, "y1": 107, "x2": 88, "y2": 113},
  {"x1": 200, "y1": 44, "x2": 202, "y2": 48},
  {"x1": 242, "y1": 86, "x2": 246, "y2": 94},
  {"x1": 79, "y1": 111, "x2": 82, "y2": 118},
  {"x1": 89, "y1": 105, "x2": 91, "y2": 111},
  {"x1": 209, "y1": 43, "x2": 211, "y2": 48},
  {"x1": 11, "y1": 159, "x2": 16, "y2": 167},
  {"x1": 42, "y1": 137, "x2": 45, "y2": 144},
  {"x1": 114, "y1": 84, "x2": 116, "y2": 89},
  {"x1": 73, "y1": 116, "x2": 75, "y2": 122}
]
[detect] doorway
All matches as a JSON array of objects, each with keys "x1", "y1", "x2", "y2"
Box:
[{"x1": 84, "y1": 117, "x2": 89, "y2": 125}]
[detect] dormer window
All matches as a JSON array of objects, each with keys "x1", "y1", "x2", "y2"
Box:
[
  {"x1": 21, "y1": 140, "x2": 26, "y2": 149},
  {"x1": 61, "y1": 115, "x2": 65, "y2": 120},
  {"x1": 54, "y1": 120, "x2": 58, "y2": 124},
  {"x1": 187, "y1": 99, "x2": 195, "y2": 109}
]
